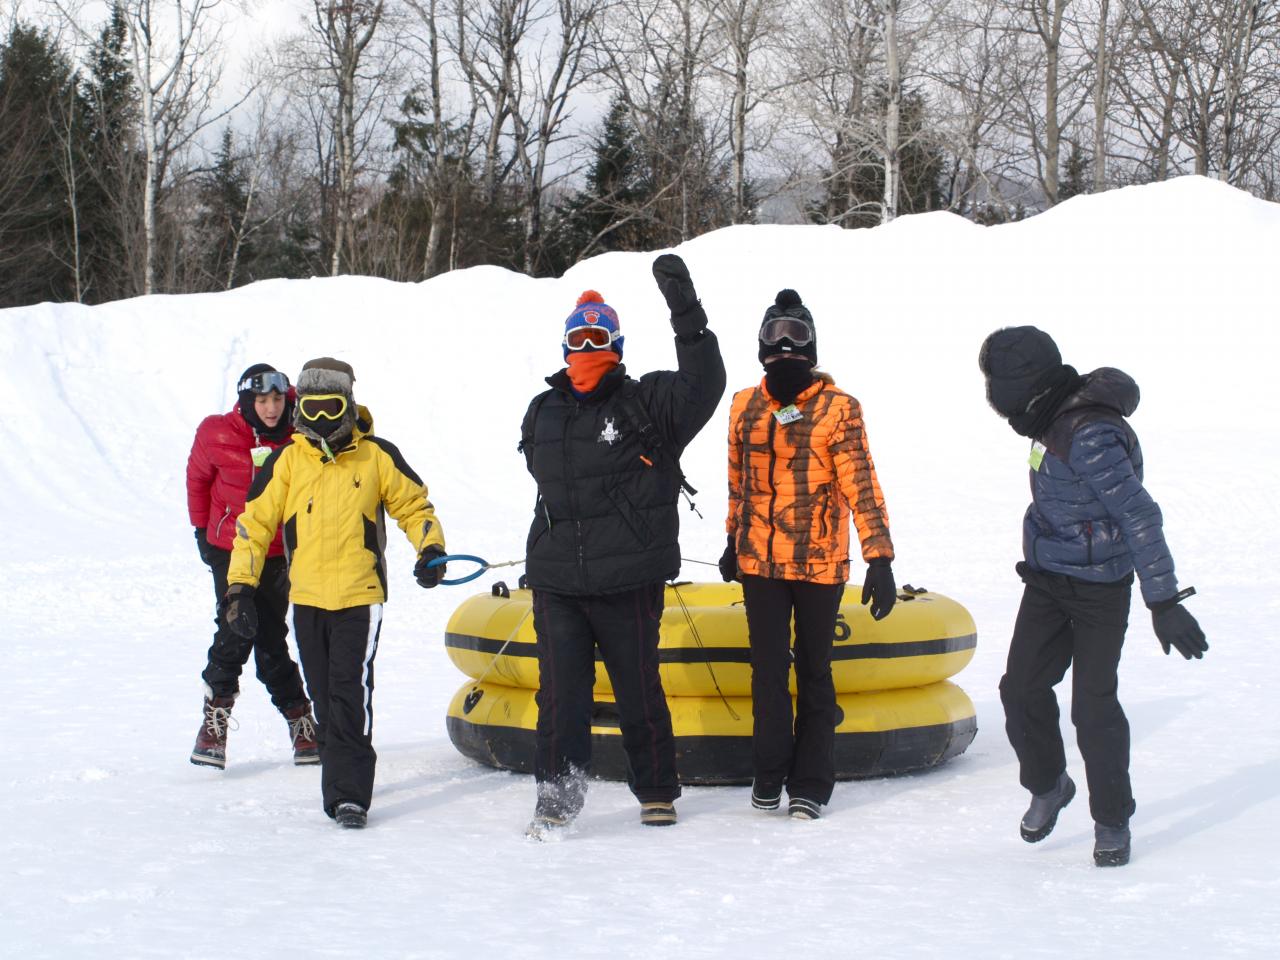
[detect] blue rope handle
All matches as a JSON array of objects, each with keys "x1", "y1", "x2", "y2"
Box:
[{"x1": 425, "y1": 553, "x2": 489, "y2": 586}]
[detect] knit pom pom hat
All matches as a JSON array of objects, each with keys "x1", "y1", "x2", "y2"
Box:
[
  {"x1": 758, "y1": 288, "x2": 817, "y2": 366},
  {"x1": 563, "y1": 290, "x2": 624, "y2": 359}
]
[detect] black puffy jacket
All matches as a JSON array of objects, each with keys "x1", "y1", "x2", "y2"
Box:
[
  {"x1": 1023, "y1": 367, "x2": 1179, "y2": 605},
  {"x1": 520, "y1": 332, "x2": 725, "y2": 595}
]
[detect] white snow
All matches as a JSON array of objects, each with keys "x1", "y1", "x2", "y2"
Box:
[{"x1": 1, "y1": 175, "x2": 1277, "y2": 958}]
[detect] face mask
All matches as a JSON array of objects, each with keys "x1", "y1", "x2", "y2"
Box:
[{"x1": 764, "y1": 358, "x2": 815, "y2": 405}]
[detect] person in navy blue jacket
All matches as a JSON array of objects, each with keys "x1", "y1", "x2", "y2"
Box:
[{"x1": 978, "y1": 326, "x2": 1207, "y2": 868}]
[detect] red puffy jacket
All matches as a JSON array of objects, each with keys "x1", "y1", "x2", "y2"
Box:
[{"x1": 187, "y1": 406, "x2": 294, "y2": 554}]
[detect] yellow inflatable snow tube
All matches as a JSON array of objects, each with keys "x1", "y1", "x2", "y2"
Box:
[
  {"x1": 446, "y1": 678, "x2": 977, "y2": 784},
  {"x1": 444, "y1": 582, "x2": 976, "y2": 697}
]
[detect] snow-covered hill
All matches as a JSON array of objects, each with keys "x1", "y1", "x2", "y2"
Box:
[{"x1": 2, "y1": 176, "x2": 1277, "y2": 958}]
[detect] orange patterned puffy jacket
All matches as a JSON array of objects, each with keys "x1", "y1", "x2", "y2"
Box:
[{"x1": 726, "y1": 373, "x2": 893, "y2": 584}]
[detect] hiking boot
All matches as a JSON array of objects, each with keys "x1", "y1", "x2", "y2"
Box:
[
  {"x1": 334, "y1": 801, "x2": 367, "y2": 829},
  {"x1": 1020, "y1": 773, "x2": 1076, "y2": 843},
  {"x1": 190, "y1": 692, "x2": 237, "y2": 769},
  {"x1": 525, "y1": 812, "x2": 572, "y2": 841},
  {"x1": 788, "y1": 797, "x2": 822, "y2": 821},
  {"x1": 640, "y1": 801, "x2": 677, "y2": 826},
  {"x1": 751, "y1": 783, "x2": 782, "y2": 811},
  {"x1": 1093, "y1": 821, "x2": 1131, "y2": 867},
  {"x1": 283, "y1": 702, "x2": 320, "y2": 765}
]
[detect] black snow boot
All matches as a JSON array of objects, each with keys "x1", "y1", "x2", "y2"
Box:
[
  {"x1": 751, "y1": 782, "x2": 782, "y2": 811},
  {"x1": 334, "y1": 801, "x2": 367, "y2": 829},
  {"x1": 526, "y1": 772, "x2": 587, "y2": 840},
  {"x1": 1093, "y1": 821, "x2": 1131, "y2": 867},
  {"x1": 1020, "y1": 772, "x2": 1076, "y2": 842}
]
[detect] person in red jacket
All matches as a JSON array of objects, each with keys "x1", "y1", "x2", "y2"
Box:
[{"x1": 186, "y1": 363, "x2": 317, "y2": 769}]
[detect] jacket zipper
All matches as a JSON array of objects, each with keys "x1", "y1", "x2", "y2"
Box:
[
  {"x1": 214, "y1": 505, "x2": 232, "y2": 540},
  {"x1": 1086, "y1": 520, "x2": 1093, "y2": 566},
  {"x1": 765, "y1": 412, "x2": 778, "y2": 568},
  {"x1": 565, "y1": 401, "x2": 585, "y2": 588}
]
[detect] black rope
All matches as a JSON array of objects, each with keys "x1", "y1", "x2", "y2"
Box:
[{"x1": 669, "y1": 582, "x2": 740, "y2": 721}]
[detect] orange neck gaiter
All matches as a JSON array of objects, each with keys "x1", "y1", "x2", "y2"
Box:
[{"x1": 565, "y1": 350, "x2": 619, "y2": 394}]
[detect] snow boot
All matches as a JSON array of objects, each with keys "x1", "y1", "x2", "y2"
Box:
[
  {"x1": 334, "y1": 801, "x2": 367, "y2": 829},
  {"x1": 1020, "y1": 772, "x2": 1076, "y2": 843},
  {"x1": 788, "y1": 797, "x2": 822, "y2": 821},
  {"x1": 190, "y1": 692, "x2": 237, "y2": 769},
  {"x1": 640, "y1": 801, "x2": 677, "y2": 826},
  {"x1": 283, "y1": 702, "x2": 320, "y2": 766},
  {"x1": 1093, "y1": 821, "x2": 1131, "y2": 867},
  {"x1": 525, "y1": 812, "x2": 572, "y2": 841},
  {"x1": 751, "y1": 782, "x2": 782, "y2": 811}
]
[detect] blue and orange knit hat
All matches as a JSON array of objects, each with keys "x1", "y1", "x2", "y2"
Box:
[{"x1": 563, "y1": 290, "x2": 624, "y2": 359}]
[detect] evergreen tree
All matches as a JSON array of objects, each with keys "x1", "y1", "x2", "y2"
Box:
[
  {"x1": 1058, "y1": 138, "x2": 1092, "y2": 202},
  {"x1": 813, "y1": 88, "x2": 944, "y2": 229},
  {"x1": 80, "y1": 2, "x2": 142, "y2": 302},
  {"x1": 198, "y1": 128, "x2": 254, "y2": 289},
  {"x1": 0, "y1": 22, "x2": 88, "y2": 306}
]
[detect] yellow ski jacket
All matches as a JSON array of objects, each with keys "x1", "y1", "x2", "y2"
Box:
[{"x1": 228, "y1": 411, "x2": 445, "y2": 610}]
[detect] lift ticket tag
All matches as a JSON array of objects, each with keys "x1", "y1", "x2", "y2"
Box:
[
  {"x1": 1028, "y1": 441, "x2": 1046, "y2": 471},
  {"x1": 251, "y1": 445, "x2": 272, "y2": 467},
  {"x1": 774, "y1": 405, "x2": 803, "y2": 425}
]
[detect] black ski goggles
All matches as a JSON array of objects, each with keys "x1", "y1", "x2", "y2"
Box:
[
  {"x1": 759, "y1": 316, "x2": 813, "y2": 346},
  {"x1": 237, "y1": 370, "x2": 290, "y2": 395},
  {"x1": 298, "y1": 394, "x2": 348, "y2": 421}
]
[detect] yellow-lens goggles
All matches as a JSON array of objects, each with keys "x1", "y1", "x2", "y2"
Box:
[{"x1": 298, "y1": 394, "x2": 348, "y2": 421}]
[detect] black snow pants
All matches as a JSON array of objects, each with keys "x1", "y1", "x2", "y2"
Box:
[
  {"x1": 532, "y1": 583, "x2": 680, "y2": 811},
  {"x1": 1000, "y1": 563, "x2": 1136, "y2": 828},
  {"x1": 292, "y1": 603, "x2": 384, "y2": 815},
  {"x1": 741, "y1": 575, "x2": 846, "y2": 806},
  {"x1": 203, "y1": 547, "x2": 306, "y2": 710}
]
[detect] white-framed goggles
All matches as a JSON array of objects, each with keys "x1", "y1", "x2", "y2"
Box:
[
  {"x1": 238, "y1": 370, "x2": 290, "y2": 394},
  {"x1": 564, "y1": 324, "x2": 617, "y2": 351},
  {"x1": 759, "y1": 316, "x2": 813, "y2": 346}
]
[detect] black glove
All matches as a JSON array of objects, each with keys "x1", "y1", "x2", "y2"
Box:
[
  {"x1": 652, "y1": 253, "x2": 707, "y2": 340},
  {"x1": 861, "y1": 558, "x2": 896, "y2": 621},
  {"x1": 194, "y1": 527, "x2": 216, "y2": 566},
  {"x1": 1151, "y1": 599, "x2": 1208, "y2": 660},
  {"x1": 415, "y1": 545, "x2": 447, "y2": 589},
  {"x1": 718, "y1": 534, "x2": 738, "y2": 583},
  {"x1": 224, "y1": 583, "x2": 258, "y2": 639}
]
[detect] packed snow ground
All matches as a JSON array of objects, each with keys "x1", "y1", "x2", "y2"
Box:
[{"x1": 2, "y1": 176, "x2": 1278, "y2": 958}]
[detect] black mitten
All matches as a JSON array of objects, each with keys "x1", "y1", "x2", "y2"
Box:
[
  {"x1": 415, "y1": 545, "x2": 448, "y2": 589},
  {"x1": 861, "y1": 558, "x2": 896, "y2": 621},
  {"x1": 194, "y1": 527, "x2": 216, "y2": 566},
  {"x1": 224, "y1": 583, "x2": 258, "y2": 638},
  {"x1": 652, "y1": 254, "x2": 707, "y2": 339},
  {"x1": 718, "y1": 534, "x2": 738, "y2": 583}
]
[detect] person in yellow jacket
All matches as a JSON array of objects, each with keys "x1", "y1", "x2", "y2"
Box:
[
  {"x1": 225, "y1": 357, "x2": 447, "y2": 829},
  {"x1": 721, "y1": 290, "x2": 896, "y2": 820}
]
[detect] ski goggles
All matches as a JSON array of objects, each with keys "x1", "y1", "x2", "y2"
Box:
[
  {"x1": 564, "y1": 325, "x2": 617, "y2": 350},
  {"x1": 237, "y1": 370, "x2": 290, "y2": 395},
  {"x1": 758, "y1": 316, "x2": 813, "y2": 346},
  {"x1": 297, "y1": 394, "x2": 348, "y2": 421}
]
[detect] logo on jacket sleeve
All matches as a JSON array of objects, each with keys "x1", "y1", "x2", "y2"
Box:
[{"x1": 598, "y1": 418, "x2": 622, "y2": 446}]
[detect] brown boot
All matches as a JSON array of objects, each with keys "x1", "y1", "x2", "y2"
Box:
[
  {"x1": 190, "y1": 692, "x2": 237, "y2": 769},
  {"x1": 283, "y1": 702, "x2": 320, "y2": 766}
]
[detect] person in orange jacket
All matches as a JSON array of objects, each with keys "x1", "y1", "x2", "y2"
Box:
[{"x1": 721, "y1": 289, "x2": 896, "y2": 820}]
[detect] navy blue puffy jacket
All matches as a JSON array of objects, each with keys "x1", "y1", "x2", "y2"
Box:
[{"x1": 1023, "y1": 368, "x2": 1179, "y2": 606}]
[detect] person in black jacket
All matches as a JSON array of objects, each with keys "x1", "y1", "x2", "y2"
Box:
[
  {"x1": 519, "y1": 254, "x2": 726, "y2": 838},
  {"x1": 979, "y1": 325, "x2": 1208, "y2": 867}
]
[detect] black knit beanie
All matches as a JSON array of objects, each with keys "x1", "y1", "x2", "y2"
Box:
[{"x1": 758, "y1": 289, "x2": 818, "y2": 367}]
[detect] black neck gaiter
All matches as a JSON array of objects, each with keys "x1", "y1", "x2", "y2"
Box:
[
  {"x1": 1009, "y1": 365, "x2": 1083, "y2": 439},
  {"x1": 764, "y1": 359, "x2": 815, "y2": 406}
]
